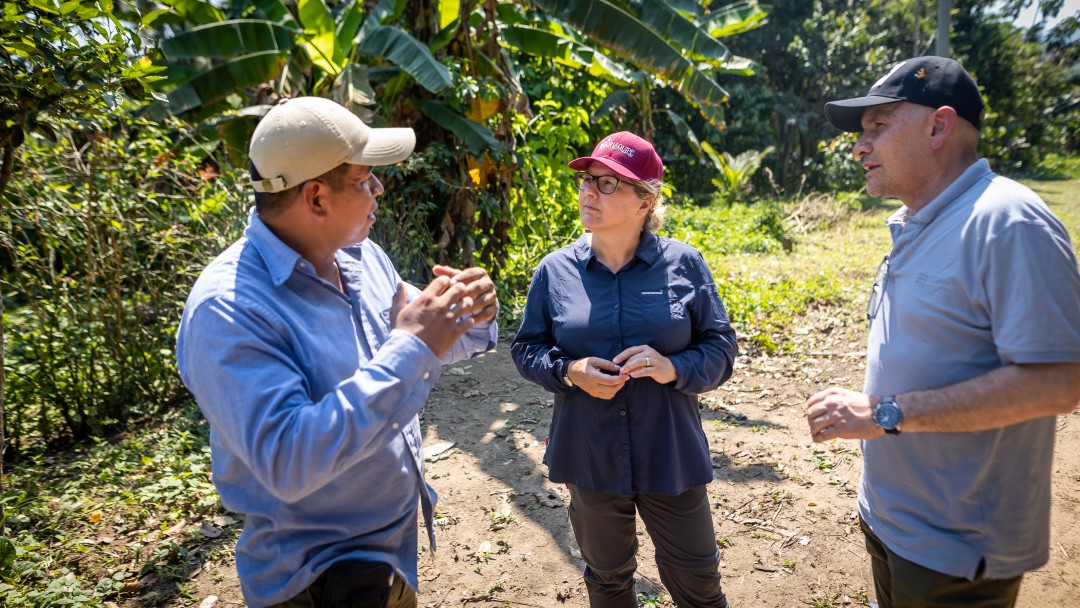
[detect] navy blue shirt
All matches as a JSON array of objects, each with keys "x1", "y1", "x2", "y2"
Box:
[{"x1": 511, "y1": 231, "x2": 737, "y2": 496}]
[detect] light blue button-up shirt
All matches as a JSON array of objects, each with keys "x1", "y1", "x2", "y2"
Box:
[{"x1": 176, "y1": 209, "x2": 497, "y2": 607}]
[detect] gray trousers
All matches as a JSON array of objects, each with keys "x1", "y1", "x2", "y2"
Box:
[
  {"x1": 862, "y1": 519, "x2": 1023, "y2": 608},
  {"x1": 567, "y1": 484, "x2": 729, "y2": 608}
]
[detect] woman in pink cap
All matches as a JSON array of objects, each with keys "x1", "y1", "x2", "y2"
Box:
[{"x1": 511, "y1": 132, "x2": 738, "y2": 607}]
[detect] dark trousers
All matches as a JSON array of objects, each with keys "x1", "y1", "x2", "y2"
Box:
[
  {"x1": 861, "y1": 519, "x2": 1023, "y2": 608},
  {"x1": 268, "y1": 561, "x2": 416, "y2": 608},
  {"x1": 567, "y1": 484, "x2": 729, "y2": 608}
]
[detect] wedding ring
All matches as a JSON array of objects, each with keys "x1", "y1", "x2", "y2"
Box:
[{"x1": 645, "y1": 357, "x2": 651, "y2": 368}]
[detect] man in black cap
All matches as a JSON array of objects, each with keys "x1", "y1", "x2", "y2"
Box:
[{"x1": 805, "y1": 56, "x2": 1080, "y2": 607}]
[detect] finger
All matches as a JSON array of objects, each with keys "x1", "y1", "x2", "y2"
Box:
[
  {"x1": 422, "y1": 275, "x2": 455, "y2": 297},
  {"x1": 471, "y1": 304, "x2": 499, "y2": 323},
  {"x1": 432, "y1": 264, "x2": 462, "y2": 278},
  {"x1": 446, "y1": 267, "x2": 489, "y2": 285},
  {"x1": 389, "y1": 282, "x2": 408, "y2": 328},
  {"x1": 612, "y1": 346, "x2": 647, "y2": 365},
  {"x1": 591, "y1": 359, "x2": 623, "y2": 375}
]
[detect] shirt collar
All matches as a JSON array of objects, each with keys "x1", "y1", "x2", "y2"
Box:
[
  {"x1": 891, "y1": 158, "x2": 992, "y2": 227},
  {"x1": 572, "y1": 230, "x2": 661, "y2": 268},
  {"x1": 243, "y1": 207, "x2": 307, "y2": 287}
]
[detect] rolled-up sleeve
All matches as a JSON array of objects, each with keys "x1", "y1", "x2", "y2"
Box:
[{"x1": 179, "y1": 297, "x2": 440, "y2": 503}]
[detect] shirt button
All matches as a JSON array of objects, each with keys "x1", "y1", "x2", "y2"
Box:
[
  {"x1": 614, "y1": 303, "x2": 620, "y2": 310},
  {"x1": 624, "y1": 444, "x2": 630, "y2": 450},
  {"x1": 423, "y1": 372, "x2": 430, "y2": 380},
  {"x1": 392, "y1": 422, "x2": 400, "y2": 430},
  {"x1": 298, "y1": 262, "x2": 306, "y2": 268},
  {"x1": 620, "y1": 410, "x2": 626, "y2": 416}
]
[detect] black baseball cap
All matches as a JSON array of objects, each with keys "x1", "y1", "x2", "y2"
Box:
[{"x1": 824, "y1": 56, "x2": 985, "y2": 133}]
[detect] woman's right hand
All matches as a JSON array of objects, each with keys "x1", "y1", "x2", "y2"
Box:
[{"x1": 568, "y1": 357, "x2": 627, "y2": 400}]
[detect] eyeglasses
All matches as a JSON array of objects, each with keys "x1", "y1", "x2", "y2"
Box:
[
  {"x1": 574, "y1": 171, "x2": 625, "y2": 194},
  {"x1": 867, "y1": 255, "x2": 890, "y2": 322}
]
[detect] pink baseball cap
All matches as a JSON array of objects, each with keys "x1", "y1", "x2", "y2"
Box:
[{"x1": 568, "y1": 131, "x2": 664, "y2": 181}]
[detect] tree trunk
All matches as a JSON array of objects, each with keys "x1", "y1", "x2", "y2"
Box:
[{"x1": 0, "y1": 139, "x2": 13, "y2": 525}]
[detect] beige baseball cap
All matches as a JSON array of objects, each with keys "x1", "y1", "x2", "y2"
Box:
[{"x1": 248, "y1": 97, "x2": 416, "y2": 193}]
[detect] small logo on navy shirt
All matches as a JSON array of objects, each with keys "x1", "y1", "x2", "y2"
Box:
[{"x1": 641, "y1": 290, "x2": 664, "y2": 295}]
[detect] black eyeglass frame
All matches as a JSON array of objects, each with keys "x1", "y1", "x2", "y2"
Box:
[
  {"x1": 573, "y1": 171, "x2": 629, "y2": 195},
  {"x1": 867, "y1": 254, "x2": 890, "y2": 322}
]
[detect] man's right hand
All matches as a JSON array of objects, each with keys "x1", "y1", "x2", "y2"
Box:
[{"x1": 391, "y1": 277, "x2": 476, "y2": 357}]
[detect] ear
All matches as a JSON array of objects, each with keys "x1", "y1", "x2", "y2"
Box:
[
  {"x1": 929, "y1": 106, "x2": 959, "y2": 151},
  {"x1": 299, "y1": 179, "x2": 331, "y2": 218}
]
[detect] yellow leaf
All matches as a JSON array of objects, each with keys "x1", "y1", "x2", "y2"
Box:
[{"x1": 89, "y1": 511, "x2": 102, "y2": 523}]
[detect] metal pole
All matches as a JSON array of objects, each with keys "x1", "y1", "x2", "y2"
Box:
[{"x1": 936, "y1": 0, "x2": 951, "y2": 57}]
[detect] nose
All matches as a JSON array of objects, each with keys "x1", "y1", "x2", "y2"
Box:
[
  {"x1": 852, "y1": 134, "x2": 870, "y2": 161},
  {"x1": 370, "y1": 174, "x2": 384, "y2": 197}
]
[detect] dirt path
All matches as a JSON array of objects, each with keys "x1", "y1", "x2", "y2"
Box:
[{"x1": 181, "y1": 313, "x2": 1080, "y2": 608}]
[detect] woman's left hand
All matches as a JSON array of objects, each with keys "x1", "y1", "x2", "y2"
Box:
[{"x1": 613, "y1": 345, "x2": 676, "y2": 384}]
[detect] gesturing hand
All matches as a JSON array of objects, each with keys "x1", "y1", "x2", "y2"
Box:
[
  {"x1": 613, "y1": 345, "x2": 677, "y2": 385},
  {"x1": 391, "y1": 276, "x2": 476, "y2": 357},
  {"x1": 433, "y1": 264, "x2": 499, "y2": 324},
  {"x1": 567, "y1": 357, "x2": 627, "y2": 400}
]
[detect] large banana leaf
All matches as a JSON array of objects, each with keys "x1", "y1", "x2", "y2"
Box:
[
  {"x1": 159, "y1": 19, "x2": 297, "y2": 59},
  {"x1": 591, "y1": 89, "x2": 636, "y2": 123},
  {"x1": 500, "y1": 25, "x2": 634, "y2": 84},
  {"x1": 636, "y1": 0, "x2": 730, "y2": 63},
  {"x1": 702, "y1": 1, "x2": 772, "y2": 38},
  {"x1": 297, "y1": 0, "x2": 338, "y2": 74},
  {"x1": 165, "y1": 51, "x2": 287, "y2": 115},
  {"x1": 360, "y1": 26, "x2": 452, "y2": 94},
  {"x1": 437, "y1": 0, "x2": 460, "y2": 31},
  {"x1": 529, "y1": 0, "x2": 729, "y2": 118},
  {"x1": 413, "y1": 99, "x2": 502, "y2": 155}
]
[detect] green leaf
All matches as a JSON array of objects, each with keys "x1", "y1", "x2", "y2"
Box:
[
  {"x1": 664, "y1": 108, "x2": 702, "y2": 155},
  {"x1": 701, "y1": 1, "x2": 772, "y2": 38},
  {"x1": 334, "y1": 0, "x2": 366, "y2": 67},
  {"x1": 360, "y1": 26, "x2": 452, "y2": 93},
  {"x1": 636, "y1": 0, "x2": 730, "y2": 63},
  {"x1": 591, "y1": 89, "x2": 634, "y2": 123},
  {"x1": 297, "y1": 0, "x2": 338, "y2": 74},
  {"x1": 437, "y1": 0, "x2": 460, "y2": 31},
  {"x1": 413, "y1": 99, "x2": 503, "y2": 155},
  {"x1": 500, "y1": 25, "x2": 634, "y2": 83},
  {"x1": 160, "y1": 0, "x2": 225, "y2": 26},
  {"x1": 165, "y1": 51, "x2": 287, "y2": 115},
  {"x1": 159, "y1": 19, "x2": 297, "y2": 59}
]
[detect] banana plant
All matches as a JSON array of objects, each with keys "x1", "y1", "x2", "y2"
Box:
[
  {"x1": 150, "y1": 0, "x2": 497, "y2": 160},
  {"x1": 701, "y1": 142, "x2": 774, "y2": 205},
  {"x1": 499, "y1": 0, "x2": 771, "y2": 136}
]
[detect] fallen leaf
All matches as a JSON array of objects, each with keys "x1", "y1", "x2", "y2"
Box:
[
  {"x1": 199, "y1": 595, "x2": 219, "y2": 608},
  {"x1": 89, "y1": 511, "x2": 102, "y2": 524},
  {"x1": 199, "y1": 521, "x2": 223, "y2": 538},
  {"x1": 423, "y1": 441, "x2": 457, "y2": 462}
]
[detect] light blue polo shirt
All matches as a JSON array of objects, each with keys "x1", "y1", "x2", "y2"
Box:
[{"x1": 860, "y1": 159, "x2": 1080, "y2": 580}]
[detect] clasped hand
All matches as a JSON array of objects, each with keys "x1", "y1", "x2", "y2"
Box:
[
  {"x1": 390, "y1": 264, "x2": 498, "y2": 357},
  {"x1": 568, "y1": 345, "x2": 676, "y2": 400}
]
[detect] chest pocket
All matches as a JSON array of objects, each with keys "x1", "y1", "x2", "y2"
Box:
[{"x1": 630, "y1": 286, "x2": 685, "y2": 330}]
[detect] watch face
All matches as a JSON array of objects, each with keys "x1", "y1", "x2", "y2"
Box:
[{"x1": 874, "y1": 400, "x2": 902, "y2": 430}]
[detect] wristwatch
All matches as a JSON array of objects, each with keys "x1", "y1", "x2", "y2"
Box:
[
  {"x1": 561, "y1": 361, "x2": 574, "y2": 387},
  {"x1": 873, "y1": 395, "x2": 903, "y2": 434}
]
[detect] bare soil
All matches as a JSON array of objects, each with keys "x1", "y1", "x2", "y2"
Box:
[{"x1": 173, "y1": 307, "x2": 1080, "y2": 608}]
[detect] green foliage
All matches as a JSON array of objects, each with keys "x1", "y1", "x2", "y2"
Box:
[
  {"x1": 3, "y1": 112, "x2": 245, "y2": 451},
  {"x1": 0, "y1": 0, "x2": 159, "y2": 148},
  {"x1": 700, "y1": 144, "x2": 774, "y2": 205},
  {"x1": 663, "y1": 200, "x2": 791, "y2": 255},
  {"x1": 0, "y1": 401, "x2": 223, "y2": 608}
]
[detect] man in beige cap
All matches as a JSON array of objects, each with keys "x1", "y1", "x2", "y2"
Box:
[{"x1": 176, "y1": 97, "x2": 498, "y2": 608}]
